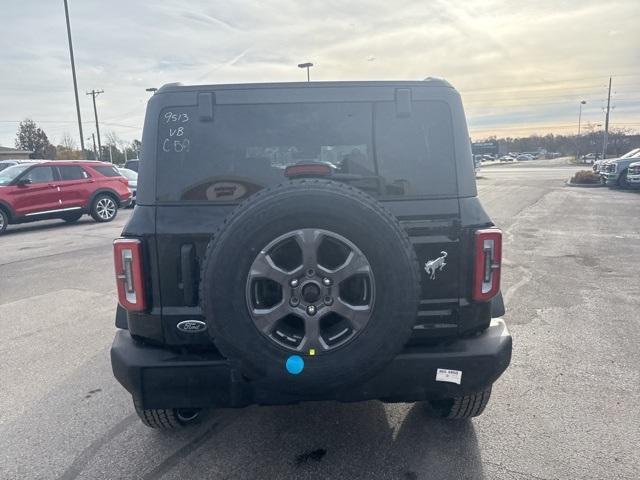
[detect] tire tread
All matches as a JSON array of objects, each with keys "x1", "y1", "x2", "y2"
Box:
[{"x1": 445, "y1": 386, "x2": 492, "y2": 419}]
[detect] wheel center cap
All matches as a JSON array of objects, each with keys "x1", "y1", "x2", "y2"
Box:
[{"x1": 301, "y1": 282, "x2": 321, "y2": 303}]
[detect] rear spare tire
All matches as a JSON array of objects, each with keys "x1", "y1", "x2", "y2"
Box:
[{"x1": 200, "y1": 180, "x2": 420, "y2": 394}]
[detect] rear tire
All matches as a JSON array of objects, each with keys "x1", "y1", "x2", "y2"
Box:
[
  {"x1": 0, "y1": 208, "x2": 8, "y2": 235},
  {"x1": 424, "y1": 386, "x2": 492, "y2": 419},
  {"x1": 91, "y1": 194, "x2": 118, "y2": 222},
  {"x1": 134, "y1": 403, "x2": 203, "y2": 430}
]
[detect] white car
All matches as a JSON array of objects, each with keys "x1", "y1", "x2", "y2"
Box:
[
  {"x1": 626, "y1": 161, "x2": 640, "y2": 186},
  {"x1": 118, "y1": 168, "x2": 138, "y2": 205}
]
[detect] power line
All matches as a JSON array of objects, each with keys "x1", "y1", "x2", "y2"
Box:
[
  {"x1": 0, "y1": 119, "x2": 140, "y2": 129},
  {"x1": 458, "y1": 73, "x2": 640, "y2": 94}
]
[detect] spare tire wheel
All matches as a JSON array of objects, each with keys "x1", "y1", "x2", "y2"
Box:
[{"x1": 200, "y1": 179, "x2": 420, "y2": 394}]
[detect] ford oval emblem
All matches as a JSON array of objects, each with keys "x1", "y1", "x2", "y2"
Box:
[{"x1": 177, "y1": 320, "x2": 207, "y2": 333}]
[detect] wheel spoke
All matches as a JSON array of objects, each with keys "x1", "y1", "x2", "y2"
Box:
[
  {"x1": 294, "y1": 229, "x2": 321, "y2": 269},
  {"x1": 301, "y1": 316, "x2": 328, "y2": 352},
  {"x1": 331, "y1": 251, "x2": 371, "y2": 283},
  {"x1": 333, "y1": 298, "x2": 372, "y2": 331},
  {"x1": 248, "y1": 251, "x2": 289, "y2": 284},
  {"x1": 252, "y1": 302, "x2": 289, "y2": 333}
]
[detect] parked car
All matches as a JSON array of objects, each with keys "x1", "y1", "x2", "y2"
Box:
[
  {"x1": 474, "y1": 156, "x2": 482, "y2": 175},
  {"x1": 594, "y1": 148, "x2": 640, "y2": 173},
  {"x1": 124, "y1": 159, "x2": 140, "y2": 172},
  {"x1": 0, "y1": 159, "x2": 35, "y2": 172},
  {"x1": 599, "y1": 148, "x2": 640, "y2": 188},
  {"x1": 118, "y1": 168, "x2": 138, "y2": 205},
  {"x1": 111, "y1": 79, "x2": 511, "y2": 430},
  {"x1": 516, "y1": 154, "x2": 534, "y2": 161},
  {"x1": 581, "y1": 153, "x2": 599, "y2": 164},
  {"x1": 626, "y1": 161, "x2": 640, "y2": 187},
  {"x1": 499, "y1": 155, "x2": 515, "y2": 162},
  {"x1": 0, "y1": 160, "x2": 132, "y2": 234}
]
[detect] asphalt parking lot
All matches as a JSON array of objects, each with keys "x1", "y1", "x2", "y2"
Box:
[{"x1": 1, "y1": 160, "x2": 639, "y2": 480}]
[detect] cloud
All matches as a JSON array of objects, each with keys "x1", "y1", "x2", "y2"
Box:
[{"x1": 0, "y1": 0, "x2": 639, "y2": 146}]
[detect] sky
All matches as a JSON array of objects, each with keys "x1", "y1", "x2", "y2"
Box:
[{"x1": 1, "y1": 0, "x2": 639, "y2": 149}]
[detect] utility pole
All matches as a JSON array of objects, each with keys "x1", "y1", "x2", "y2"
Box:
[
  {"x1": 88, "y1": 134, "x2": 97, "y2": 159},
  {"x1": 86, "y1": 89, "x2": 104, "y2": 159},
  {"x1": 63, "y1": 0, "x2": 85, "y2": 156},
  {"x1": 602, "y1": 77, "x2": 612, "y2": 160}
]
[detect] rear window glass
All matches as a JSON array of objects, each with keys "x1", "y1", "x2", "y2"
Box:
[
  {"x1": 156, "y1": 100, "x2": 456, "y2": 202},
  {"x1": 58, "y1": 165, "x2": 89, "y2": 180},
  {"x1": 94, "y1": 165, "x2": 121, "y2": 177}
]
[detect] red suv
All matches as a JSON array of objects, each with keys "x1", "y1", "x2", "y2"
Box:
[{"x1": 0, "y1": 160, "x2": 132, "y2": 234}]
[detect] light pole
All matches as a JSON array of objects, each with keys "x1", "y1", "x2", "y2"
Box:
[
  {"x1": 576, "y1": 100, "x2": 586, "y2": 163},
  {"x1": 298, "y1": 62, "x2": 313, "y2": 82},
  {"x1": 602, "y1": 76, "x2": 612, "y2": 160},
  {"x1": 63, "y1": 0, "x2": 85, "y2": 156}
]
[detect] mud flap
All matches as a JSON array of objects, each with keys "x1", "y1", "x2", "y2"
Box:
[{"x1": 490, "y1": 291, "x2": 505, "y2": 318}]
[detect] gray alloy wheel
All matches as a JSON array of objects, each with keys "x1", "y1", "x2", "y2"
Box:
[
  {"x1": 0, "y1": 209, "x2": 7, "y2": 234},
  {"x1": 91, "y1": 195, "x2": 118, "y2": 222},
  {"x1": 246, "y1": 228, "x2": 375, "y2": 354}
]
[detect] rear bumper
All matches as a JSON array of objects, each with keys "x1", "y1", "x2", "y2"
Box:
[
  {"x1": 111, "y1": 319, "x2": 512, "y2": 409},
  {"x1": 119, "y1": 195, "x2": 133, "y2": 208}
]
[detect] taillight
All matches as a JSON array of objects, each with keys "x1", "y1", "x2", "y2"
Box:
[
  {"x1": 473, "y1": 228, "x2": 502, "y2": 301},
  {"x1": 285, "y1": 163, "x2": 332, "y2": 178},
  {"x1": 113, "y1": 238, "x2": 146, "y2": 311}
]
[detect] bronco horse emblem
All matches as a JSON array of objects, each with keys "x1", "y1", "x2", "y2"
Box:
[{"x1": 424, "y1": 251, "x2": 448, "y2": 280}]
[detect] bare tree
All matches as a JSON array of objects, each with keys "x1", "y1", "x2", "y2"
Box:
[
  {"x1": 60, "y1": 131, "x2": 77, "y2": 150},
  {"x1": 104, "y1": 130, "x2": 121, "y2": 147}
]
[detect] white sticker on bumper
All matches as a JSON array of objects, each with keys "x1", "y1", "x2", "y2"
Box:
[{"x1": 436, "y1": 368, "x2": 462, "y2": 385}]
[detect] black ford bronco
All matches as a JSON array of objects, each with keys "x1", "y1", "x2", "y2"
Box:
[{"x1": 111, "y1": 79, "x2": 512, "y2": 429}]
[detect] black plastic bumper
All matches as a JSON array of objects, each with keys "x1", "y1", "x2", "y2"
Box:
[
  {"x1": 119, "y1": 196, "x2": 133, "y2": 208},
  {"x1": 111, "y1": 319, "x2": 512, "y2": 409}
]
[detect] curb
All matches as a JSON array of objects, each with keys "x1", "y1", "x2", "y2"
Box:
[{"x1": 565, "y1": 180, "x2": 604, "y2": 188}]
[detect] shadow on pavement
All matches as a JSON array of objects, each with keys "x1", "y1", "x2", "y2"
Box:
[
  {"x1": 2, "y1": 218, "x2": 94, "y2": 236},
  {"x1": 142, "y1": 401, "x2": 485, "y2": 480}
]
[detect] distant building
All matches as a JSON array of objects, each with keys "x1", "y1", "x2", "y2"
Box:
[
  {"x1": 471, "y1": 140, "x2": 499, "y2": 156},
  {"x1": 0, "y1": 146, "x2": 32, "y2": 160}
]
